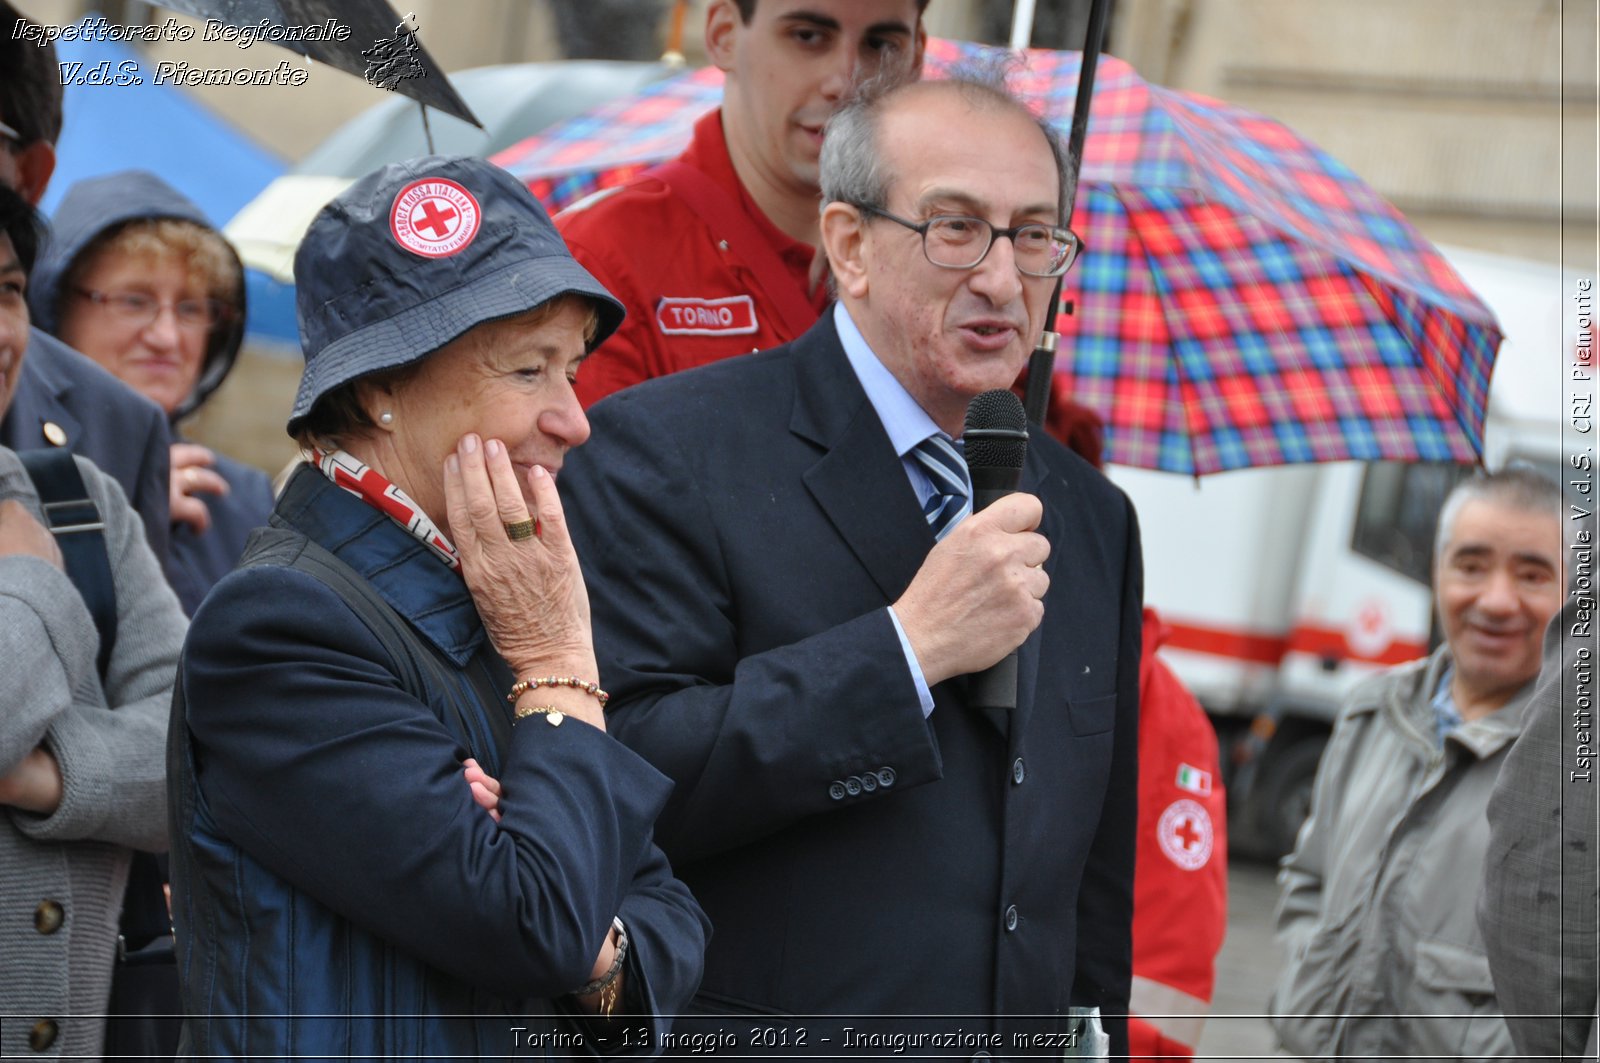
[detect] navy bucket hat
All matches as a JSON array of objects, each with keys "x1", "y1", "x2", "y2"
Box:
[{"x1": 287, "y1": 155, "x2": 624, "y2": 434}]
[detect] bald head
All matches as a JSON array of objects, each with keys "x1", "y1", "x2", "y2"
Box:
[{"x1": 821, "y1": 68, "x2": 1069, "y2": 220}]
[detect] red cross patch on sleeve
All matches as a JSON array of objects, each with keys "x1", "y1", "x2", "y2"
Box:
[{"x1": 1157, "y1": 799, "x2": 1214, "y2": 871}]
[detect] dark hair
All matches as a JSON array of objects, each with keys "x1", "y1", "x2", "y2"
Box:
[
  {"x1": 291, "y1": 360, "x2": 425, "y2": 454},
  {"x1": 733, "y1": 0, "x2": 930, "y2": 23},
  {"x1": 0, "y1": 1, "x2": 64, "y2": 147},
  {"x1": 0, "y1": 182, "x2": 46, "y2": 273}
]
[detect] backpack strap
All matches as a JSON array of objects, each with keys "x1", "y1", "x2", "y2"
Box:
[
  {"x1": 236, "y1": 525, "x2": 511, "y2": 770},
  {"x1": 15, "y1": 451, "x2": 175, "y2": 946},
  {"x1": 18, "y1": 449, "x2": 117, "y2": 678}
]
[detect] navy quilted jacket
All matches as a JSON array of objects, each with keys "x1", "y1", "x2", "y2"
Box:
[{"x1": 168, "y1": 467, "x2": 708, "y2": 1059}]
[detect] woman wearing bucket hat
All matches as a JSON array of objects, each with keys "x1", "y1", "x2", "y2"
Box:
[
  {"x1": 28, "y1": 170, "x2": 274, "y2": 617},
  {"x1": 166, "y1": 157, "x2": 708, "y2": 1059}
]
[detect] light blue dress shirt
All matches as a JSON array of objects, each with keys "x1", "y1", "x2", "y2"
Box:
[
  {"x1": 1432, "y1": 664, "x2": 1463, "y2": 746},
  {"x1": 834, "y1": 301, "x2": 961, "y2": 717}
]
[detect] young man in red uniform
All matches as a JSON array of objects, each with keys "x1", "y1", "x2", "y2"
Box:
[
  {"x1": 556, "y1": 0, "x2": 927, "y2": 406},
  {"x1": 1129, "y1": 608, "x2": 1229, "y2": 1058}
]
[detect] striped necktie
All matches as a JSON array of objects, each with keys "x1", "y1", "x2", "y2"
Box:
[{"x1": 912, "y1": 433, "x2": 972, "y2": 540}]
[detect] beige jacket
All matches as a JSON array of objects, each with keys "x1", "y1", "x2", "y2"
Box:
[{"x1": 1268, "y1": 646, "x2": 1534, "y2": 1062}]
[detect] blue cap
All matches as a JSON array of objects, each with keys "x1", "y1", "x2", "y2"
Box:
[{"x1": 288, "y1": 155, "x2": 623, "y2": 434}]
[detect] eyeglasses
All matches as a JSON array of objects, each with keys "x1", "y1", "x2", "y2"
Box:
[
  {"x1": 74, "y1": 288, "x2": 231, "y2": 331},
  {"x1": 0, "y1": 119, "x2": 19, "y2": 146},
  {"x1": 858, "y1": 205, "x2": 1081, "y2": 277}
]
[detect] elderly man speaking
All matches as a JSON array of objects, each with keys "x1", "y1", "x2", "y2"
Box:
[{"x1": 561, "y1": 68, "x2": 1142, "y2": 1056}]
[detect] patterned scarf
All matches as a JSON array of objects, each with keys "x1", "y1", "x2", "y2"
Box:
[{"x1": 312, "y1": 449, "x2": 461, "y2": 571}]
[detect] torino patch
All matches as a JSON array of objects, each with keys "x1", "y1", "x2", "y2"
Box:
[{"x1": 656, "y1": 295, "x2": 758, "y2": 336}]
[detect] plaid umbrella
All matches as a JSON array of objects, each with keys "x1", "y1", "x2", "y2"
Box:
[{"x1": 493, "y1": 39, "x2": 1499, "y2": 476}]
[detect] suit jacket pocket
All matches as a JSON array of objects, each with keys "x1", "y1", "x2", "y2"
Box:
[
  {"x1": 1415, "y1": 937, "x2": 1495, "y2": 996},
  {"x1": 1067, "y1": 692, "x2": 1117, "y2": 736},
  {"x1": 1267, "y1": 925, "x2": 1343, "y2": 1058},
  {"x1": 1412, "y1": 937, "x2": 1513, "y2": 1060}
]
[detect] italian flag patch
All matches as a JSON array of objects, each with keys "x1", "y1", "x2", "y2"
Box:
[{"x1": 1175, "y1": 763, "x2": 1213, "y2": 795}]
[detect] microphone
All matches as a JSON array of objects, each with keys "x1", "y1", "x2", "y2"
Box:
[{"x1": 963, "y1": 389, "x2": 1029, "y2": 711}]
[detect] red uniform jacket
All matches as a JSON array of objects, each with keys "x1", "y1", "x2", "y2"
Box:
[
  {"x1": 1129, "y1": 608, "x2": 1229, "y2": 1060},
  {"x1": 556, "y1": 109, "x2": 828, "y2": 407}
]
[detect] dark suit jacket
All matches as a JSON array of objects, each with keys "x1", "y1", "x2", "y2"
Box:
[
  {"x1": 2, "y1": 328, "x2": 171, "y2": 563},
  {"x1": 562, "y1": 315, "x2": 1142, "y2": 1055},
  {"x1": 1479, "y1": 598, "x2": 1598, "y2": 1059}
]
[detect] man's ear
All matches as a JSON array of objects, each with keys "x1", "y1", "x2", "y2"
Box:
[
  {"x1": 12, "y1": 140, "x2": 55, "y2": 207},
  {"x1": 909, "y1": 20, "x2": 928, "y2": 77},
  {"x1": 705, "y1": 0, "x2": 742, "y2": 74},
  {"x1": 820, "y1": 202, "x2": 869, "y2": 300}
]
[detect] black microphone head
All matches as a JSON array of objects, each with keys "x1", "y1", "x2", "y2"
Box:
[{"x1": 963, "y1": 389, "x2": 1028, "y2": 471}]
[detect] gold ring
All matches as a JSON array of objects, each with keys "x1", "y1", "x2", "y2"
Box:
[{"x1": 503, "y1": 518, "x2": 537, "y2": 541}]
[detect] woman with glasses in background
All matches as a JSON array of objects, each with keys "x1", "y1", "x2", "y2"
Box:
[{"x1": 29, "y1": 170, "x2": 271, "y2": 615}]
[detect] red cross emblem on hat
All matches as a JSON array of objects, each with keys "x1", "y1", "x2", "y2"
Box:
[{"x1": 390, "y1": 178, "x2": 481, "y2": 258}]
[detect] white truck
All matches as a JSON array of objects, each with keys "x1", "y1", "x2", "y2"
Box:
[{"x1": 1107, "y1": 246, "x2": 1581, "y2": 856}]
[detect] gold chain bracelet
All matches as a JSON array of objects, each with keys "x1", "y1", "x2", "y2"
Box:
[{"x1": 512, "y1": 703, "x2": 564, "y2": 726}]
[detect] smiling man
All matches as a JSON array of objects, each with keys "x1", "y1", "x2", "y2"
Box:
[
  {"x1": 1270, "y1": 465, "x2": 1565, "y2": 1061},
  {"x1": 556, "y1": 0, "x2": 927, "y2": 405},
  {"x1": 561, "y1": 71, "x2": 1141, "y2": 1056}
]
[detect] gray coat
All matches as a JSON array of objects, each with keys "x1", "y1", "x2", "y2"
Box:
[
  {"x1": 1269, "y1": 645, "x2": 1534, "y2": 1062},
  {"x1": 0, "y1": 447, "x2": 186, "y2": 1059},
  {"x1": 1479, "y1": 600, "x2": 1599, "y2": 1060}
]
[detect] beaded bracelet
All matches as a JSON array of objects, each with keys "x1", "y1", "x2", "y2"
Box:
[
  {"x1": 506, "y1": 675, "x2": 609, "y2": 707},
  {"x1": 512, "y1": 703, "x2": 564, "y2": 727}
]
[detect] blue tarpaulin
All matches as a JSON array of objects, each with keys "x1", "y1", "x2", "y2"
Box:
[{"x1": 41, "y1": 31, "x2": 297, "y2": 347}]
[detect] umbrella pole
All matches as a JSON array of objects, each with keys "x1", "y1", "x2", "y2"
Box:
[
  {"x1": 1023, "y1": 277, "x2": 1065, "y2": 426},
  {"x1": 1023, "y1": 0, "x2": 1116, "y2": 427},
  {"x1": 663, "y1": 0, "x2": 690, "y2": 66},
  {"x1": 1009, "y1": 0, "x2": 1039, "y2": 50}
]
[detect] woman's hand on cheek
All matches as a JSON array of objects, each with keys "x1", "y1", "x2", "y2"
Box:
[{"x1": 443, "y1": 432, "x2": 598, "y2": 685}]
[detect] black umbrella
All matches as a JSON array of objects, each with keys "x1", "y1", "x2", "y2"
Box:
[
  {"x1": 1022, "y1": 0, "x2": 1113, "y2": 426},
  {"x1": 147, "y1": 0, "x2": 481, "y2": 127}
]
